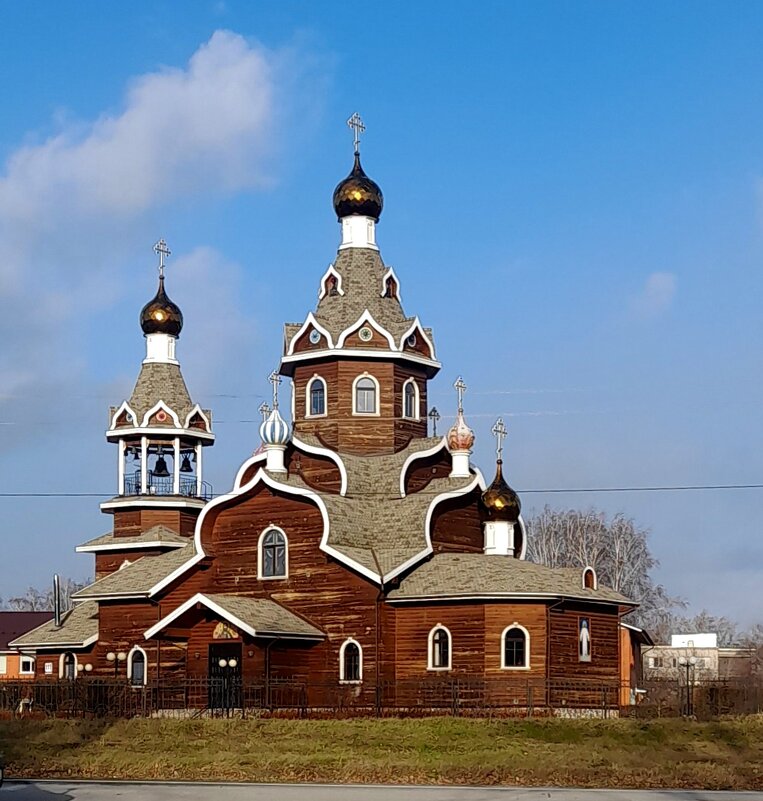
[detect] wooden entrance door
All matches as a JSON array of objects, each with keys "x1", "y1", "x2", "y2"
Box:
[{"x1": 208, "y1": 643, "x2": 242, "y2": 712}]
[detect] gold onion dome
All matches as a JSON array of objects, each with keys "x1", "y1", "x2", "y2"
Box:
[
  {"x1": 333, "y1": 153, "x2": 383, "y2": 221},
  {"x1": 481, "y1": 460, "x2": 521, "y2": 524},
  {"x1": 140, "y1": 275, "x2": 183, "y2": 337}
]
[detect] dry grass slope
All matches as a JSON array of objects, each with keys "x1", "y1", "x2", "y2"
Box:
[{"x1": 1, "y1": 717, "x2": 763, "y2": 789}]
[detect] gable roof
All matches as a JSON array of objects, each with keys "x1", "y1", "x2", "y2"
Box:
[
  {"x1": 387, "y1": 553, "x2": 634, "y2": 605},
  {"x1": 144, "y1": 592, "x2": 324, "y2": 640},
  {"x1": 0, "y1": 612, "x2": 53, "y2": 651},
  {"x1": 9, "y1": 603, "x2": 99, "y2": 649}
]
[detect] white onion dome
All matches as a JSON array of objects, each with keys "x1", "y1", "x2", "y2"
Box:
[
  {"x1": 447, "y1": 411, "x2": 475, "y2": 452},
  {"x1": 259, "y1": 407, "x2": 290, "y2": 447}
]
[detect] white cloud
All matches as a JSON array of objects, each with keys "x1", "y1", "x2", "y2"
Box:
[
  {"x1": 632, "y1": 271, "x2": 677, "y2": 317},
  {"x1": 0, "y1": 30, "x2": 310, "y2": 448}
]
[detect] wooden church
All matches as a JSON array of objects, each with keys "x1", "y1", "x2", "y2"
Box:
[{"x1": 12, "y1": 117, "x2": 635, "y2": 709}]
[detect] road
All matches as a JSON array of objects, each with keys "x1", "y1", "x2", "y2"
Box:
[{"x1": 3, "y1": 782, "x2": 762, "y2": 801}]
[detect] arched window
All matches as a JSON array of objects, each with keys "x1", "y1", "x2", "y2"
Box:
[
  {"x1": 307, "y1": 376, "x2": 326, "y2": 417},
  {"x1": 501, "y1": 625, "x2": 530, "y2": 669},
  {"x1": 259, "y1": 527, "x2": 288, "y2": 579},
  {"x1": 339, "y1": 638, "x2": 362, "y2": 683},
  {"x1": 61, "y1": 652, "x2": 77, "y2": 680},
  {"x1": 428, "y1": 625, "x2": 451, "y2": 670},
  {"x1": 583, "y1": 567, "x2": 597, "y2": 590},
  {"x1": 128, "y1": 646, "x2": 147, "y2": 687},
  {"x1": 385, "y1": 275, "x2": 398, "y2": 299},
  {"x1": 353, "y1": 374, "x2": 379, "y2": 416},
  {"x1": 403, "y1": 379, "x2": 419, "y2": 420}
]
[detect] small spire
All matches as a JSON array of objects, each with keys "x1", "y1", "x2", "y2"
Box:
[
  {"x1": 492, "y1": 418, "x2": 507, "y2": 462},
  {"x1": 153, "y1": 238, "x2": 171, "y2": 280},
  {"x1": 347, "y1": 112, "x2": 365, "y2": 155},
  {"x1": 258, "y1": 402, "x2": 271, "y2": 422},
  {"x1": 454, "y1": 376, "x2": 467, "y2": 415},
  {"x1": 428, "y1": 406, "x2": 441, "y2": 437},
  {"x1": 268, "y1": 370, "x2": 282, "y2": 410}
]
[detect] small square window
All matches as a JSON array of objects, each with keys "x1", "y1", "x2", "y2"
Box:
[{"x1": 20, "y1": 656, "x2": 34, "y2": 674}]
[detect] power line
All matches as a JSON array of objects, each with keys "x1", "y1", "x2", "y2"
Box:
[{"x1": 1, "y1": 483, "x2": 762, "y2": 499}]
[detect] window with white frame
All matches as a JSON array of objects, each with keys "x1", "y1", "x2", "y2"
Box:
[
  {"x1": 61, "y1": 651, "x2": 77, "y2": 680},
  {"x1": 259, "y1": 527, "x2": 288, "y2": 579},
  {"x1": 0, "y1": 656, "x2": 6, "y2": 675},
  {"x1": 403, "y1": 379, "x2": 419, "y2": 420},
  {"x1": 428, "y1": 625, "x2": 451, "y2": 670},
  {"x1": 307, "y1": 376, "x2": 326, "y2": 417},
  {"x1": 501, "y1": 625, "x2": 530, "y2": 669},
  {"x1": 339, "y1": 638, "x2": 362, "y2": 683},
  {"x1": 128, "y1": 647, "x2": 147, "y2": 686},
  {"x1": 353, "y1": 374, "x2": 379, "y2": 415},
  {"x1": 19, "y1": 656, "x2": 35, "y2": 675}
]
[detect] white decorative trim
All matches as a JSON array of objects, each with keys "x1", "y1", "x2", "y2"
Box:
[
  {"x1": 100, "y1": 497, "x2": 207, "y2": 512},
  {"x1": 183, "y1": 405, "x2": 212, "y2": 432},
  {"x1": 76, "y1": 541, "x2": 187, "y2": 553},
  {"x1": 281, "y1": 347, "x2": 441, "y2": 372},
  {"x1": 427, "y1": 624, "x2": 452, "y2": 671},
  {"x1": 387, "y1": 594, "x2": 630, "y2": 607},
  {"x1": 257, "y1": 526, "x2": 289, "y2": 580},
  {"x1": 516, "y1": 516, "x2": 528, "y2": 560},
  {"x1": 286, "y1": 312, "x2": 335, "y2": 356},
  {"x1": 127, "y1": 645, "x2": 148, "y2": 686},
  {"x1": 59, "y1": 652, "x2": 78, "y2": 680},
  {"x1": 352, "y1": 372, "x2": 380, "y2": 416},
  {"x1": 106, "y1": 427, "x2": 214, "y2": 442},
  {"x1": 140, "y1": 401, "x2": 182, "y2": 429},
  {"x1": 501, "y1": 623, "x2": 531, "y2": 670},
  {"x1": 399, "y1": 438, "x2": 449, "y2": 497},
  {"x1": 143, "y1": 591, "x2": 323, "y2": 641},
  {"x1": 336, "y1": 310, "x2": 396, "y2": 350},
  {"x1": 402, "y1": 377, "x2": 420, "y2": 421},
  {"x1": 339, "y1": 637, "x2": 363, "y2": 683},
  {"x1": 582, "y1": 566, "x2": 598, "y2": 590},
  {"x1": 109, "y1": 401, "x2": 138, "y2": 430},
  {"x1": 318, "y1": 264, "x2": 345, "y2": 299},
  {"x1": 305, "y1": 374, "x2": 328, "y2": 418},
  {"x1": 380, "y1": 266, "x2": 403, "y2": 305},
  {"x1": 9, "y1": 634, "x2": 98, "y2": 650},
  {"x1": 399, "y1": 318, "x2": 436, "y2": 360}
]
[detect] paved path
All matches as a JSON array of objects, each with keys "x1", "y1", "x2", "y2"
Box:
[{"x1": 4, "y1": 782, "x2": 762, "y2": 801}]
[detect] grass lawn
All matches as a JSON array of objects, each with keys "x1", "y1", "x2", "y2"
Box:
[{"x1": 1, "y1": 716, "x2": 762, "y2": 789}]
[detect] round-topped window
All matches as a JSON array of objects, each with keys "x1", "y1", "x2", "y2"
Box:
[
  {"x1": 406, "y1": 333, "x2": 417, "y2": 347},
  {"x1": 358, "y1": 326, "x2": 373, "y2": 342}
]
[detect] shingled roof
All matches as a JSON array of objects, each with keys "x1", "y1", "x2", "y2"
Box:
[
  {"x1": 9, "y1": 602, "x2": 99, "y2": 649},
  {"x1": 387, "y1": 553, "x2": 634, "y2": 605},
  {"x1": 274, "y1": 436, "x2": 479, "y2": 579},
  {"x1": 285, "y1": 248, "x2": 434, "y2": 348},
  {"x1": 77, "y1": 525, "x2": 189, "y2": 551},
  {"x1": 73, "y1": 546, "x2": 193, "y2": 599},
  {"x1": 0, "y1": 612, "x2": 53, "y2": 651},
  {"x1": 127, "y1": 362, "x2": 195, "y2": 422}
]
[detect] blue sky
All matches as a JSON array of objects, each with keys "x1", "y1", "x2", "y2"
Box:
[{"x1": 1, "y1": 2, "x2": 762, "y2": 627}]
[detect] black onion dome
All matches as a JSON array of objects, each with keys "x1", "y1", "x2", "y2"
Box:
[
  {"x1": 333, "y1": 153, "x2": 383, "y2": 221},
  {"x1": 481, "y1": 460, "x2": 521, "y2": 524},
  {"x1": 140, "y1": 276, "x2": 183, "y2": 337}
]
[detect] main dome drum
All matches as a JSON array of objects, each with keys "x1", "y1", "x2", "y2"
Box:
[{"x1": 332, "y1": 153, "x2": 384, "y2": 221}]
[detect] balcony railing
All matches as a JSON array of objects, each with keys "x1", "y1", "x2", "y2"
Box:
[{"x1": 123, "y1": 470, "x2": 213, "y2": 501}]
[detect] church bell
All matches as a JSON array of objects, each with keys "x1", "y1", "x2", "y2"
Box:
[
  {"x1": 179, "y1": 454, "x2": 193, "y2": 473},
  {"x1": 153, "y1": 454, "x2": 170, "y2": 477}
]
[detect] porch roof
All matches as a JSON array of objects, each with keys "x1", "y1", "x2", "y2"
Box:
[
  {"x1": 8, "y1": 602, "x2": 99, "y2": 650},
  {"x1": 144, "y1": 592, "x2": 325, "y2": 641}
]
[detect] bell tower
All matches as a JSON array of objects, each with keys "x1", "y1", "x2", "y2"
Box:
[
  {"x1": 280, "y1": 115, "x2": 441, "y2": 455},
  {"x1": 100, "y1": 240, "x2": 215, "y2": 537}
]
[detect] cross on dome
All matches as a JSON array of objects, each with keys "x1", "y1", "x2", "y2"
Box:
[
  {"x1": 492, "y1": 418, "x2": 507, "y2": 461},
  {"x1": 258, "y1": 402, "x2": 271, "y2": 422},
  {"x1": 153, "y1": 239, "x2": 171, "y2": 279},
  {"x1": 428, "y1": 406, "x2": 441, "y2": 437},
  {"x1": 454, "y1": 376, "x2": 467, "y2": 414},
  {"x1": 268, "y1": 370, "x2": 282, "y2": 409},
  {"x1": 347, "y1": 112, "x2": 365, "y2": 155}
]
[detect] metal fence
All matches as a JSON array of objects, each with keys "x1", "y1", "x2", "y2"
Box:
[{"x1": 0, "y1": 676, "x2": 760, "y2": 719}]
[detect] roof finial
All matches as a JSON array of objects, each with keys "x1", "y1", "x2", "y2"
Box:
[
  {"x1": 258, "y1": 402, "x2": 271, "y2": 422},
  {"x1": 153, "y1": 238, "x2": 171, "y2": 280},
  {"x1": 268, "y1": 370, "x2": 282, "y2": 410},
  {"x1": 347, "y1": 112, "x2": 365, "y2": 155},
  {"x1": 428, "y1": 406, "x2": 441, "y2": 437},
  {"x1": 492, "y1": 417, "x2": 507, "y2": 461},
  {"x1": 454, "y1": 376, "x2": 467, "y2": 415}
]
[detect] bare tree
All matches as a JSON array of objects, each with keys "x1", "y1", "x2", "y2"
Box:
[
  {"x1": 525, "y1": 506, "x2": 685, "y2": 638},
  {"x1": 7, "y1": 577, "x2": 89, "y2": 613}
]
